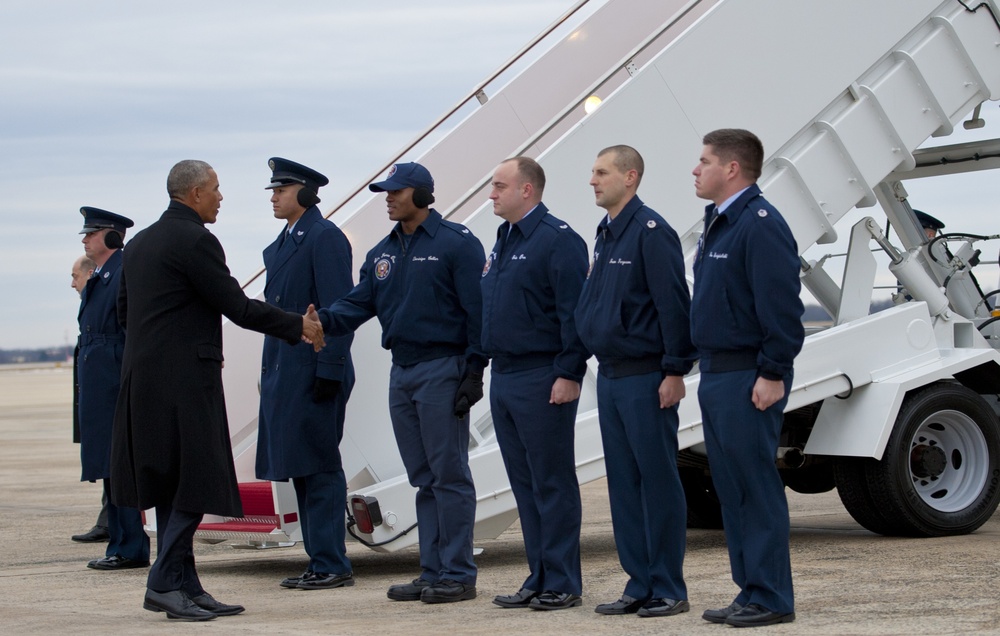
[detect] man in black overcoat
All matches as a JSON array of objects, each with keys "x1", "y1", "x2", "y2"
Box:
[{"x1": 110, "y1": 159, "x2": 327, "y2": 621}]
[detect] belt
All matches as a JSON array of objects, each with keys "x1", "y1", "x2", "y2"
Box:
[
  {"x1": 78, "y1": 333, "x2": 125, "y2": 346},
  {"x1": 699, "y1": 350, "x2": 758, "y2": 373}
]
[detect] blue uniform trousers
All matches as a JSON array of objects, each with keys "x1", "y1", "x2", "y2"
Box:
[
  {"x1": 102, "y1": 479, "x2": 149, "y2": 562},
  {"x1": 596, "y1": 370, "x2": 687, "y2": 601},
  {"x1": 293, "y1": 470, "x2": 351, "y2": 575},
  {"x1": 491, "y1": 365, "x2": 582, "y2": 595},
  {"x1": 699, "y1": 369, "x2": 794, "y2": 614},
  {"x1": 147, "y1": 506, "x2": 204, "y2": 596},
  {"x1": 388, "y1": 355, "x2": 477, "y2": 585}
]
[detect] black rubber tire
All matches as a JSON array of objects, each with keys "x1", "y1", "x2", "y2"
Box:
[
  {"x1": 833, "y1": 456, "x2": 904, "y2": 535},
  {"x1": 781, "y1": 463, "x2": 836, "y2": 494},
  {"x1": 836, "y1": 383, "x2": 1000, "y2": 537},
  {"x1": 679, "y1": 466, "x2": 723, "y2": 529}
]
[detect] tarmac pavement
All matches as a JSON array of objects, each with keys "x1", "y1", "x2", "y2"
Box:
[{"x1": 1, "y1": 364, "x2": 998, "y2": 634}]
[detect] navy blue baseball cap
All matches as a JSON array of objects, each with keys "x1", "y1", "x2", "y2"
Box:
[
  {"x1": 369, "y1": 162, "x2": 434, "y2": 193},
  {"x1": 79, "y1": 207, "x2": 134, "y2": 234},
  {"x1": 265, "y1": 157, "x2": 329, "y2": 192},
  {"x1": 913, "y1": 209, "x2": 945, "y2": 231}
]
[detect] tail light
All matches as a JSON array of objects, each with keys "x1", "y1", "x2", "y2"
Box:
[{"x1": 350, "y1": 496, "x2": 382, "y2": 534}]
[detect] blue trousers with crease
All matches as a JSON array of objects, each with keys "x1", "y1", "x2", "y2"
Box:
[
  {"x1": 699, "y1": 369, "x2": 794, "y2": 614},
  {"x1": 596, "y1": 370, "x2": 687, "y2": 601}
]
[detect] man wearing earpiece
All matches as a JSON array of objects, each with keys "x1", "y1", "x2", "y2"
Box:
[
  {"x1": 70, "y1": 253, "x2": 112, "y2": 545},
  {"x1": 316, "y1": 162, "x2": 487, "y2": 604},
  {"x1": 76, "y1": 207, "x2": 150, "y2": 571},
  {"x1": 256, "y1": 157, "x2": 356, "y2": 591}
]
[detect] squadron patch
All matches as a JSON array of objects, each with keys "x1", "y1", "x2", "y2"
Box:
[
  {"x1": 757, "y1": 209, "x2": 768, "y2": 217},
  {"x1": 375, "y1": 257, "x2": 392, "y2": 280},
  {"x1": 647, "y1": 220, "x2": 656, "y2": 228},
  {"x1": 482, "y1": 253, "x2": 494, "y2": 277}
]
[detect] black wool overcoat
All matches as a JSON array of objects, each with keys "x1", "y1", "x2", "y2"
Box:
[{"x1": 111, "y1": 201, "x2": 301, "y2": 516}]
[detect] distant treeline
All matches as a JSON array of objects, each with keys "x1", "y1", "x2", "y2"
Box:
[
  {"x1": 0, "y1": 346, "x2": 73, "y2": 365},
  {"x1": 5, "y1": 301, "x2": 900, "y2": 364}
]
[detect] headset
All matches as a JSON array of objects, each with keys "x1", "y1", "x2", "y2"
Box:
[
  {"x1": 411, "y1": 186, "x2": 435, "y2": 209},
  {"x1": 104, "y1": 230, "x2": 124, "y2": 250},
  {"x1": 297, "y1": 187, "x2": 320, "y2": 208}
]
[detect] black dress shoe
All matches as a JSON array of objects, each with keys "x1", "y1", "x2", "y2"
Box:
[
  {"x1": 702, "y1": 601, "x2": 743, "y2": 624},
  {"x1": 296, "y1": 571, "x2": 355, "y2": 590},
  {"x1": 724, "y1": 603, "x2": 795, "y2": 627},
  {"x1": 420, "y1": 579, "x2": 477, "y2": 603},
  {"x1": 143, "y1": 589, "x2": 216, "y2": 621},
  {"x1": 595, "y1": 594, "x2": 647, "y2": 615},
  {"x1": 72, "y1": 526, "x2": 110, "y2": 543},
  {"x1": 87, "y1": 555, "x2": 150, "y2": 570},
  {"x1": 190, "y1": 592, "x2": 245, "y2": 616},
  {"x1": 637, "y1": 598, "x2": 690, "y2": 617},
  {"x1": 529, "y1": 591, "x2": 582, "y2": 611},
  {"x1": 387, "y1": 578, "x2": 432, "y2": 601},
  {"x1": 493, "y1": 588, "x2": 538, "y2": 608},
  {"x1": 280, "y1": 570, "x2": 314, "y2": 589}
]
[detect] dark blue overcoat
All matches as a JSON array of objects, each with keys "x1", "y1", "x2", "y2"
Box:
[
  {"x1": 77, "y1": 248, "x2": 125, "y2": 482},
  {"x1": 256, "y1": 207, "x2": 355, "y2": 480}
]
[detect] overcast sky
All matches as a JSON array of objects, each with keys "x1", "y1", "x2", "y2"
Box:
[
  {"x1": 0, "y1": 0, "x2": 574, "y2": 349},
  {"x1": 1, "y1": 1, "x2": 997, "y2": 349}
]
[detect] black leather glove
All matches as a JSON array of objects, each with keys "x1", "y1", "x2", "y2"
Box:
[
  {"x1": 453, "y1": 371, "x2": 484, "y2": 419},
  {"x1": 313, "y1": 377, "x2": 341, "y2": 403}
]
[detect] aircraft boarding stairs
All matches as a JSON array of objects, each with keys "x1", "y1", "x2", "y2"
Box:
[{"x1": 186, "y1": 0, "x2": 1000, "y2": 548}]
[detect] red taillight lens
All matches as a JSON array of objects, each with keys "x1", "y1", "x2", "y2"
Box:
[{"x1": 350, "y1": 496, "x2": 382, "y2": 534}]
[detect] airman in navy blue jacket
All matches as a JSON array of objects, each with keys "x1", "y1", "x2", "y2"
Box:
[
  {"x1": 691, "y1": 128, "x2": 804, "y2": 628},
  {"x1": 481, "y1": 157, "x2": 589, "y2": 611},
  {"x1": 257, "y1": 158, "x2": 356, "y2": 591},
  {"x1": 575, "y1": 145, "x2": 696, "y2": 619},
  {"x1": 77, "y1": 206, "x2": 150, "y2": 571},
  {"x1": 317, "y1": 162, "x2": 486, "y2": 604}
]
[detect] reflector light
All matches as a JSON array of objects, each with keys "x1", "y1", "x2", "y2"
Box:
[{"x1": 350, "y1": 496, "x2": 383, "y2": 534}]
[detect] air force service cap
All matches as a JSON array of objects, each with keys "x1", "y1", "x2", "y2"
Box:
[
  {"x1": 79, "y1": 207, "x2": 134, "y2": 234},
  {"x1": 369, "y1": 162, "x2": 434, "y2": 193},
  {"x1": 913, "y1": 209, "x2": 945, "y2": 231},
  {"x1": 265, "y1": 157, "x2": 329, "y2": 192}
]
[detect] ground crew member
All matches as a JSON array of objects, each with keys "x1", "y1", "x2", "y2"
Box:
[
  {"x1": 691, "y1": 128, "x2": 804, "y2": 628},
  {"x1": 481, "y1": 157, "x2": 589, "y2": 611},
  {"x1": 316, "y1": 162, "x2": 486, "y2": 604},
  {"x1": 575, "y1": 145, "x2": 696, "y2": 619}
]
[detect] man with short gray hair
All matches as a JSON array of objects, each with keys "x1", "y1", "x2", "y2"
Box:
[{"x1": 111, "y1": 159, "x2": 327, "y2": 621}]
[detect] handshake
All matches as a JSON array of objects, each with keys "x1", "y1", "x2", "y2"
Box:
[{"x1": 301, "y1": 304, "x2": 326, "y2": 352}]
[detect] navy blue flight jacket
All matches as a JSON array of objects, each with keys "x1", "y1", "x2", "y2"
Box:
[
  {"x1": 575, "y1": 195, "x2": 696, "y2": 378},
  {"x1": 318, "y1": 209, "x2": 487, "y2": 370},
  {"x1": 481, "y1": 203, "x2": 589, "y2": 381},
  {"x1": 691, "y1": 184, "x2": 804, "y2": 380}
]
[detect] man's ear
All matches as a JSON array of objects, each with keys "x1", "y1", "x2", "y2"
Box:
[{"x1": 727, "y1": 160, "x2": 741, "y2": 180}]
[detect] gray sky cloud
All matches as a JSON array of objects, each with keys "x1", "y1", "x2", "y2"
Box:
[
  {"x1": 0, "y1": 0, "x2": 571, "y2": 348},
  {"x1": 1, "y1": 0, "x2": 997, "y2": 349}
]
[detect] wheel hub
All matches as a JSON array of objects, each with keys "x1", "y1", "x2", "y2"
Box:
[{"x1": 910, "y1": 443, "x2": 947, "y2": 479}]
